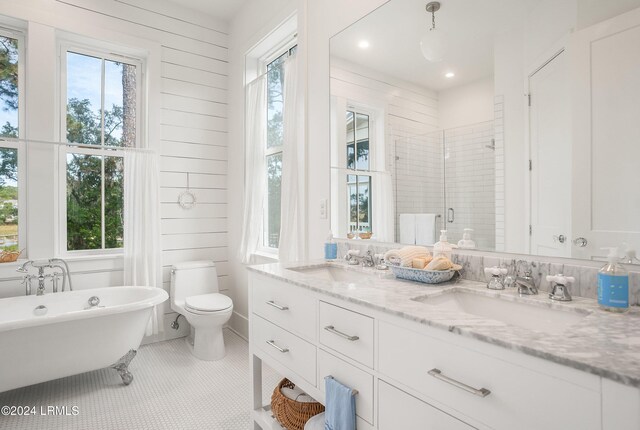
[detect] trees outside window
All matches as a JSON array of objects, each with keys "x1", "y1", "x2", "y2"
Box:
[
  {"x1": 345, "y1": 109, "x2": 372, "y2": 233},
  {"x1": 0, "y1": 33, "x2": 21, "y2": 252},
  {"x1": 63, "y1": 49, "x2": 139, "y2": 252}
]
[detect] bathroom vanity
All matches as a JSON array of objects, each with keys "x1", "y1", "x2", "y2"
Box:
[{"x1": 248, "y1": 262, "x2": 640, "y2": 430}]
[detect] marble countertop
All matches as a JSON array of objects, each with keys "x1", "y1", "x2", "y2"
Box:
[{"x1": 247, "y1": 260, "x2": 640, "y2": 388}]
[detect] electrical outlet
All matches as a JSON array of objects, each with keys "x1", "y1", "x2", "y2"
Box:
[{"x1": 319, "y1": 199, "x2": 328, "y2": 219}]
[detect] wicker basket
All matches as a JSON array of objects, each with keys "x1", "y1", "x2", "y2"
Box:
[
  {"x1": 0, "y1": 249, "x2": 22, "y2": 263},
  {"x1": 271, "y1": 378, "x2": 324, "y2": 430}
]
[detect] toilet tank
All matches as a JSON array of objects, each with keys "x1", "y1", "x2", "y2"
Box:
[{"x1": 170, "y1": 261, "x2": 219, "y2": 304}]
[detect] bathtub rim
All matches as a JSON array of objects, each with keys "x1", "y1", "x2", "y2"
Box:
[{"x1": 0, "y1": 286, "x2": 168, "y2": 333}]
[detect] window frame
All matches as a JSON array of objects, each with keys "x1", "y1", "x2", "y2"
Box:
[
  {"x1": 0, "y1": 26, "x2": 27, "y2": 256},
  {"x1": 58, "y1": 42, "x2": 144, "y2": 257},
  {"x1": 258, "y1": 39, "x2": 297, "y2": 256}
]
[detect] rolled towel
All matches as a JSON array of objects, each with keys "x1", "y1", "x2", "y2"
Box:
[
  {"x1": 426, "y1": 256, "x2": 453, "y2": 271},
  {"x1": 398, "y1": 246, "x2": 430, "y2": 267}
]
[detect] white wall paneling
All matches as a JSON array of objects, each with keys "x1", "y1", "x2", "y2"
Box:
[{"x1": 0, "y1": 0, "x2": 229, "y2": 343}]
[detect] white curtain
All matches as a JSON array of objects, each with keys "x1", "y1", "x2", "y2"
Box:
[
  {"x1": 279, "y1": 55, "x2": 305, "y2": 263},
  {"x1": 238, "y1": 75, "x2": 267, "y2": 263},
  {"x1": 124, "y1": 149, "x2": 162, "y2": 336}
]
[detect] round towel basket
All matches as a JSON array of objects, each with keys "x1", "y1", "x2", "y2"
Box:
[{"x1": 271, "y1": 378, "x2": 324, "y2": 430}]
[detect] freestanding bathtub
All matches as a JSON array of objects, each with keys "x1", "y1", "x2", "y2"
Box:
[{"x1": 0, "y1": 286, "x2": 168, "y2": 393}]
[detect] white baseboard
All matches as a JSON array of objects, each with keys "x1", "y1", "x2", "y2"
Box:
[{"x1": 229, "y1": 311, "x2": 248, "y2": 340}]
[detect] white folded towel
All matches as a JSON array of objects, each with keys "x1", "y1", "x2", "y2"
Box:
[
  {"x1": 384, "y1": 246, "x2": 431, "y2": 267},
  {"x1": 399, "y1": 214, "x2": 417, "y2": 245},
  {"x1": 415, "y1": 213, "x2": 437, "y2": 246}
]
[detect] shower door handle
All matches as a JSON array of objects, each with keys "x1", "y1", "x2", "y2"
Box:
[{"x1": 447, "y1": 208, "x2": 455, "y2": 223}]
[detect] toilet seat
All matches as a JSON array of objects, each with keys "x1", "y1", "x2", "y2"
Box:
[{"x1": 185, "y1": 293, "x2": 233, "y2": 313}]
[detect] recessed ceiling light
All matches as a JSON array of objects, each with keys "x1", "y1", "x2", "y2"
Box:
[
  {"x1": 445, "y1": 72, "x2": 455, "y2": 78},
  {"x1": 358, "y1": 40, "x2": 370, "y2": 49}
]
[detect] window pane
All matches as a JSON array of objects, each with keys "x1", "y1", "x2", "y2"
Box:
[
  {"x1": 105, "y1": 60, "x2": 136, "y2": 147},
  {"x1": 346, "y1": 111, "x2": 354, "y2": 144},
  {"x1": 67, "y1": 52, "x2": 102, "y2": 145},
  {"x1": 67, "y1": 153, "x2": 102, "y2": 250},
  {"x1": 266, "y1": 152, "x2": 282, "y2": 248},
  {"x1": 104, "y1": 156, "x2": 124, "y2": 249},
  {"x1": 356, "y1": 113, "x2": 369, "y2": 170},
  {"x1": 0, "y1": 148, "x2": 18, "y2": 251},
  {"x1": 358, "y1": 175, "x2": 371, "y2": 231},
  {"x1": 347, "y1": 143, "x2": 355, "y2": 170},
  {"x1": 0, "y1": 36, "x2": 19, "y2": 138},
  {"x1": 267, "y1": 53, "x2": 286, "y2": 149}
]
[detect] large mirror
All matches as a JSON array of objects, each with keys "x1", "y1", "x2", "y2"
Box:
[{"x1": 330, "y1": 0, "x2": 640, "y2": 264}]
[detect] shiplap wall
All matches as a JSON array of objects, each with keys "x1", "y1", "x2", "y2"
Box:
[
  {"x1": 0, "y1": 0, "x2": 229, "y2": 338},
  {"x1": 63, "y1": 0, "x2": 230, "y2": 316}
]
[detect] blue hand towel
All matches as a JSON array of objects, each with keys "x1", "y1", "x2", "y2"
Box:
[{"x1": 324, "y1": 376, "x2": 356, "y2": 430}]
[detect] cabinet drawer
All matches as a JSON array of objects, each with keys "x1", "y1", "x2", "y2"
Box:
[
  {"x1": 319, "y1": 301, "x2": 374, "y2": 368},
  {"x1": 378, "y1": 381, "x2": 473, "y2": 430},
  {"x1": 251, "y1": 274, "x2": 316, "y2": 340},
  {"x1": 252, "y1": 314, "x2": 316, "y2": 385},
  {"x1": 378, "y1": 321, "x2": 600, "y2": 430},
  {"x1": 318, "y1": 349, "x2": 374, "y2": 425}
]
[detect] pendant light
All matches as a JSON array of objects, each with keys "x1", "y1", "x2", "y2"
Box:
[{"x1": 420, "y1": 2, "x2": 446, "y2": 62}]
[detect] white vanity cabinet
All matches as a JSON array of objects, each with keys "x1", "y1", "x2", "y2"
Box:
[{"x1": 248, "y1": 271, "x2": 640, "y2": 430}]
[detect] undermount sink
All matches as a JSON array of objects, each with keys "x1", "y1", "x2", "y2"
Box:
[
  {"x1": 412, "y1": 289, "x2": 590, "y2": 334},
  {"x1": 289, "y1": 265, "x2": 381, "y2": 283}
]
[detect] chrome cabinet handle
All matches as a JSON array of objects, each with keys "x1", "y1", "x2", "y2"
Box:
[
  {"x1": 428, "y1": 368, "x2": 491, "y2": 398},
  {"x1": 266, "y1": 340, "x2": 289, "y2": 353},
  {"x1": 266, "y1": 300, "x2": 289, "y2": 311},
  {"x1": 573, "y1": 237, "x2": 588, "y2": 247},
  {"x1": 324, "y1": 325, "x2": 359, "y2": 341}
]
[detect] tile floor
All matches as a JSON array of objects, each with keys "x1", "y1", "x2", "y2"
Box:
[{"x1": 0, "y1": 329, "x2": 280, "y2": 430}]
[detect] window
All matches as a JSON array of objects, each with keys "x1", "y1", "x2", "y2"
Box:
[
  {"x1": 61, "y1": 46, "x2": 141, "y2": 253},
  {"x1": 0, "y1": 29, "x2": 24, "y2": 252},
  {"x1": 345, "y1": 109, "x2": 372, "y2": 233},
  {"x1": 263, "y1": 43, "x2": 296, "y2": 250}
]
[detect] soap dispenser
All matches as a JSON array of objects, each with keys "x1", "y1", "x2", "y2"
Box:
[
  {"x1": 457, "y1": 228, "x2": 477, "y2": 249},
  {"x1": 598, "y1": 247, "x2": 629, "y2": 312},
  {"x1": 484, "y1": 267, "x2": 507, "y2": 290},
  {"x1": 324, "y1": 231, "x2": 338, "y2": 260},
  {"x1": 433, "y1": 230, "x2": 453, "y2": 259}
]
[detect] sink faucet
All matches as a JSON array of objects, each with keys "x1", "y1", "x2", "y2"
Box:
[
  {"x1": 515, "y1": 270, "x2": 538, "y2": 295},
  {"x1": 361, "y1": 250, "x2": 375, "y2": 268}
]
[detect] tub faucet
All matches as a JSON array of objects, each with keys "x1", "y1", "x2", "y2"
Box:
[{"x1": 515, "y1": 270, "x2": 538, "y2": 295}]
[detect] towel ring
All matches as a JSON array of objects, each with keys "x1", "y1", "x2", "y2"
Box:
[{"x1": 178, "y1": 173, "x2": 197, "y2": 210}]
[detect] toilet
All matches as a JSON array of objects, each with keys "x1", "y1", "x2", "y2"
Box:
[{"x1": 170, "y1": 261, "x2": 233, "y2": 361}]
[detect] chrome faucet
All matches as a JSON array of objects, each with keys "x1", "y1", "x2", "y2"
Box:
[
  {"x1": 17, "y1": 258, "x2": 73, "y2": 296},
  {"x1": 361, "y1": 250, "x2": 376, "y2": 268},
  {"x1": 515, "y1": 270, "x2": 538, "y2": 295}
]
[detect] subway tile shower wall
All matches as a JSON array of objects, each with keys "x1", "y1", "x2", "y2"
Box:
[{"x1": 336, "y1": 240, "x2": 640, "y2": 305}]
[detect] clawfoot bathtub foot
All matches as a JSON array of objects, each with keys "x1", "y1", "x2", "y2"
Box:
[{"x1": 111, "y1": 349, "x2": 137, "y2": 386}]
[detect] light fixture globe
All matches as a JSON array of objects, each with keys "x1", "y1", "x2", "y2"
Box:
[
  {"x1": 420, "y1": 1, "x2": 446, "y2": 62},
  {"x1": 420, "y1": 28, "x2": 446, "y2": 62}
]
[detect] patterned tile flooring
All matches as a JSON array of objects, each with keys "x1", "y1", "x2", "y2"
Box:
[{"x1": 0, "y1": 329, "x2": 280, "y2": 430}]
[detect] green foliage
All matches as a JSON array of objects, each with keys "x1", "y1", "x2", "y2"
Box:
[
  {"x1": 66, "y1": 99, "x2": 124, "y2": 250},
  {"x1": 0, "y1": 37, "x2": 18, "y2": 113}
]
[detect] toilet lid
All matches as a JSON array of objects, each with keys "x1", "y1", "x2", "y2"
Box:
[{"x1": 185, "y1": 293, "x2": 232, "y2": 312}]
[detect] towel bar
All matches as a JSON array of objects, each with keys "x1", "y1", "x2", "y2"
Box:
[{"x1": 326, "y1": 375, "x2": 358, "y2": 396}]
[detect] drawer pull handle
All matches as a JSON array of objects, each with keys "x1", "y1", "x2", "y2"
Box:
[
  {"x1": 266, "y1": 340, "x2": 289, "y2": 353},
  {"x1": 428, "y1": 368, "x2": 491, "y2": 398},
  {"x1": 266, "y1": 300, "x2": 289, "y2": 311},
  {"x1": 324, "y1": 325, "x2": 359, "y2": 341}
]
